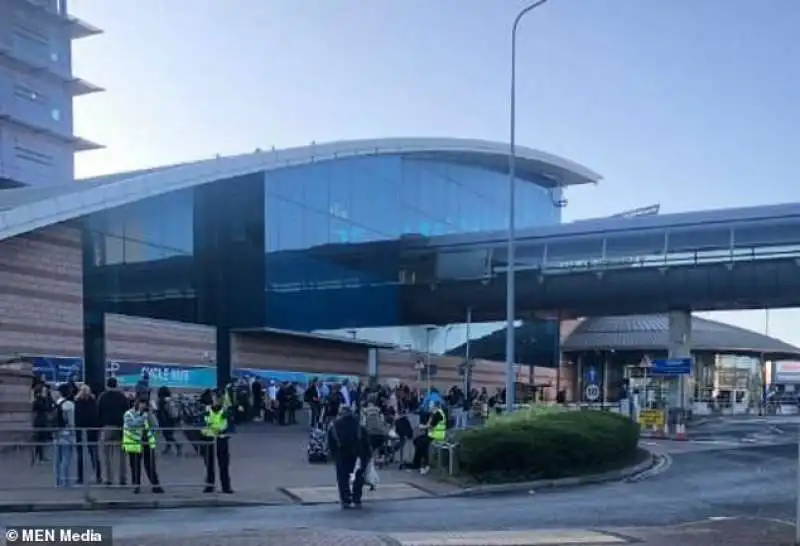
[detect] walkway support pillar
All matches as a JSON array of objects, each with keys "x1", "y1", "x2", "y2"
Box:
[{"x1": 667, "y1": 310, "x2": 692, "y2": 412}]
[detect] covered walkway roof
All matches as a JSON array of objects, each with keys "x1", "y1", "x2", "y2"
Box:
[{"x1": 447, "y1": 314, "x2": 800, "y2": 365}]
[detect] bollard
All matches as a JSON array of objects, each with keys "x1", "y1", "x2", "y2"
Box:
[
  {"x1": 675, "y1": 422, "x2": 687, "y2": 441},
  {"x1": 662, "y1": 422, "x2": 670, "y2": 438}
]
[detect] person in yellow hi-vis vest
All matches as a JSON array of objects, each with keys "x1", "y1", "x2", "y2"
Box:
[
  {"x1": 411, "y1": 401, "x2": 447, "y2": 475},
  {"x1": 201, "y1": 390, "x2": 233, "y2": 493},
  {"x1": 122, "y1": 397, "x2": 164, "y2": 494}
]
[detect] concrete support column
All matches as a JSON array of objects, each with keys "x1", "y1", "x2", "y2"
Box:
[
  {"x1": 216, "y1": 326, "x2": 231, "y2": 389},
  {"x1": 668, "y1": 310, "x2": 692, "y2": 410},
  {"x1": 367, "y1": 348, "x2": 378, "y2": 387}
]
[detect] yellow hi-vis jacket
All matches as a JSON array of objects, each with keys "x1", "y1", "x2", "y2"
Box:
[
  {"x1": 428, "y1": 408, "x2": 447, "y2": 442},
  {"x1": 122, "y1": 409, "x2": 155, "y2": 454},
  {"x1": 202, "y1": 407, "x2": 228, "y2": 438}
]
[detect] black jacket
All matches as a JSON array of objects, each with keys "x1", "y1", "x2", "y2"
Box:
[
  {"x1": 97, "y1": 389, "x2": 129, "y2": 428},
  {"x1": 327, "y1": 414, "x2": 371, "y2": 461},
  {"x1": 74, "y1": 396, "x2": 99, "y2": 429}
]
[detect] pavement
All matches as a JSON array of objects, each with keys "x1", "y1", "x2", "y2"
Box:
[
  {"x1": 4, "y1": 418, "x2": 800, "y2": 544},
  {"x1": 0, "y1": 425, "x2": 459, "y2": 510},
  {"x1": 2, "y1": 440, "x2": 797, "y2": 534}
]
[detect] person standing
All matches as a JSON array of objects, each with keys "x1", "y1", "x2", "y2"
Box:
[
  {"x1": 156, "y1": 386, "x2": 181, "y2": 456},
  {"x1": 74, "y1": 384, "x2": 102, "y2": 484},
  {"x1": 201, "y1": 391, "x2": 233, "y2": 494},
  {"x1": 97, "y1": 377, "x2": 130, "y2": 486},
  {"x1": 31, "y1": 385, "x2": 54, "y2": 463},
  {"x1": 122, "y1": 397, "x2": 164, "y2": 494},
  {"x1": 52, "y1": 383, "x2": 75, "y2": 488},
  {"x1": 304, "y1": 379, "x2": 321, "y2": 427},
  {"x1": 327, "y1": 406, "x2": 371, "y2": 509}
]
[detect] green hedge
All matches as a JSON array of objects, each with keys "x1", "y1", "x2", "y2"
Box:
[{"x1": 457, "y1": 410, "x2": 640, "y2": 483}]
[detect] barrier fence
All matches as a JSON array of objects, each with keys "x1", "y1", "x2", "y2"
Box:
[{"x1": 0, "y1": 427, "x2": 217, "y2": 500}]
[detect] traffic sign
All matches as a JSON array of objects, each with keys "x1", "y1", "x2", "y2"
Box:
[
  {"x1": 587, "y1": 366, "x2": 597, "y2": 384},
  {"x1": 639, "y1": 409, "x2": 665, "y2": 427},
  {"x1": 651, "y1": 358, "x2": 692, "y2": 376},
  {"x1": 585, "y1": 384, "x2": 600, "y2": 401}
]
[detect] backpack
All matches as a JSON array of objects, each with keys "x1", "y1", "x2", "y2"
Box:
[
  {"x1": 53, "y1": 400, "x2": 67, "y2": 429},
  {"x1": 363, "y1": 407, "x2": 385, "y2": 435},
  {"x1": 166, "y1": 398, "x2": 181, "y2": 421}
]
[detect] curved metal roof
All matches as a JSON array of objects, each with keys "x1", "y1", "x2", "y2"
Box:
[
  {"x1": 0, "y1": 137, "x2": 601, "y2": 243},
  {"x1": 562, "y1": 314, "x2": 800, "y2": 357}
]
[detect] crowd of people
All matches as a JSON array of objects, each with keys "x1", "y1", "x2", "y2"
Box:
[
  {"x1": 28, "y1": 368, "x2": 520, "y2": 503},
  {"x1": 29, "y1": 372, "x2": 233, "y2": 493}
]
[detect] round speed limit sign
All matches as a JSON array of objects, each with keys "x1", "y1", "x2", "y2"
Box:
[{"x1": 585, "y1": 384, "x2": 600, "y2": 401}]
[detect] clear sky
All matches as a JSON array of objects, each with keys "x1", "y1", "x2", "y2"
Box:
[{"x1": 68, "y1": 0, "x2": 800, "y2": 347}]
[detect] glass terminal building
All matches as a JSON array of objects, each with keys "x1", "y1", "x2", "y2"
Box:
[{"x1": 82, "y1": 139, "x2": 592, "y2": 341}]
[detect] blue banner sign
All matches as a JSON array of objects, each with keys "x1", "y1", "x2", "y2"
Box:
[
  {"x1": 235, "y1": 368, "x2": 308, "y2": 385},
  {"x1": 650, "y1": 358, "x2": 692, "y2": 376},
  {"x1": 28, "y1": 355, "x2": 360, "y2": 391},
  {"x1": 107, "y1": 360, "x2": 218, "y2": 390},
  {"x1": 30, "y1": 356, "x2": 84, "y2": 383}
]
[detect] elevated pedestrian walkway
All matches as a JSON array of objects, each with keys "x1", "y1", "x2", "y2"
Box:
[{"x1": 393, "y1": 202, "x2": 800, "y2": 320}]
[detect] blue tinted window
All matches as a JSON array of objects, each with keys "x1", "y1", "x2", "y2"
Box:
[
  {"x1": 302, "y1": 208, "x2": 330, "y2": 248},
  {"x1": 605, "y1": 231, "x2": 665, "y2": 258},
  {"x1": 546, "y1": 237, "x2": 604, "y2": 263},
  {"x1": 668, "y1": 227, "x2": 730, "y2": 252},
  {"x1": 267, "y1": 198, "x2": 305, "y2": 251},
  {"x1": 300, "y1": 163, "x2": 330, "y2": 213},
  {"x1": 262, "y1": 153, "x2": 562, "y2": 330},
  {"x1": 734, "y1": 220, "x2": 800, "y2": 247},
  {"x1": 90, "y1": 188, "x2": 194, "y2": 264},
  {"x1": 330, "y1": 218, "x2": 351, "y2": 243}
]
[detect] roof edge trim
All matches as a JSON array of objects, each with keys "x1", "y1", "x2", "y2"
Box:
[{"x1": 0, "y1": 137, "x2": 600, "y2": 242}]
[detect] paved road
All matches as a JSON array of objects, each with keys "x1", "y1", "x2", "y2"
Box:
[
  {"x1": 1, "y1": 442, "x2": 796, "y2": 540},
  {"x1": 687, "y1": 416, "x2": 796, "y2": 445}
]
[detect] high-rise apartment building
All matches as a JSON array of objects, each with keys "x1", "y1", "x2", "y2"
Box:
[{"x1": 0, "y1": 0, "x2": 101, "y2": 188}]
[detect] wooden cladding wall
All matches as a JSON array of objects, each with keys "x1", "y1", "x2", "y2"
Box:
[
  {"x1": 378, "y1": 350, "x2": 553, "y2": 391},
  {"x1": 232, "y1": 334, "x2": 556, "y2": 391},
  {"x1": 105, "y1": 314, "x2": 216, "y2": 365},
  {"x1": 0, "y1": 362, "x2": 34, "y2": 443},
  {"x1": 0, "y1": 224, "x2": 84, "y2": 358},
  {"x1": 232, "y1": 334, "x2": 367, "y2": 376}
]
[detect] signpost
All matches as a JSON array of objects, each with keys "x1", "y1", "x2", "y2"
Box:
[
  {"x1": 585, "y1": 384, "x2": 600, "y2": 402},
  {"x1": 650, "y1": 357, "x2": 692, "y2": 376}
]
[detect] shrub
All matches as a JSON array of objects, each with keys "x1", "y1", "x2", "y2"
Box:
[
  {"x1": 485, "y1": 404, "x2": 568, "y2": 427},
  {"x1": 457, "y1": 410, "x2": 640, "y2": 483}
]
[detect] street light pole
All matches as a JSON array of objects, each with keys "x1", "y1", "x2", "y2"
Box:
[{"x1": 506, "y1": 0, "x2": 552, "y2": 411}]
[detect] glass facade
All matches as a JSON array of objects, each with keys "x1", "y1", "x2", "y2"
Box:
[
  {"x1": 85, "y1": 187, "x2": 198, "y2": 322},
  {"x1": 263, "y1": 155, "x2": 560, "y2": 331},
  {"x1": 80, "y1": 153, "x2": 562, "y2": 384},
  {"x1": 265, "y1": 156, "x2": 558, "y2": 247}
]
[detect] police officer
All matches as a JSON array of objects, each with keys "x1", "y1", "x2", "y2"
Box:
[
  {"x1": 327, "y1": 406, "x2": 371, "y2": 509},
  {"x1": 201, "y1": 391, "x2": 233, "y2": 494},
  {"x1": 122, "y1": 397, "x2": 164, "y2": 494}
]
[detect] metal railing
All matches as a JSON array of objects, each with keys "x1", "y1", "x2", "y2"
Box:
[{"x1": 0, "y1": 427, "x2": 217, "y2": 501}]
